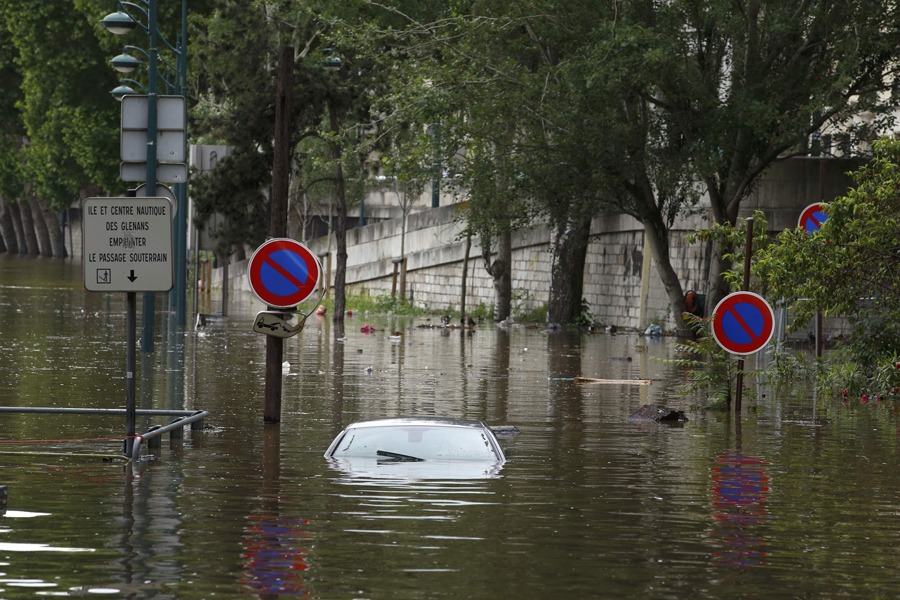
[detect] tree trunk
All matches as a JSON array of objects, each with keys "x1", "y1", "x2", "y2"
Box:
[
  {"x1": 0, "y1": 198, "x2": 18, "y2": 254},
  {"x1": 329, "y1": 102, "x2": 348, "y2": 324},
  {"x1": 548, "y1": 216, "x2": 591, "y2": 326},
  {"x1": 29, "y1": 197, "x2": 52, "y2": 257},
  {"x1": 18, "y1": 198, "x2": 39, "y2": 256},
  {"x1": 482, "y1": 229, "x2": 511, "y2": 321},
  {"x1": 460, "y1": 231, "x2": 472, "y2": 316},
  {"x1": 8, "y1": 202, "x2": 28, "y2": 255},
  {"x1": 219, "y1": 251, "x2": 229, "y2": 317},
  {"x1": 642, "y1": 218, "x2": 692, "y2": 337},
  {"x1": 38, "y1": 199, "x2": 66, "y2": 257},
  {"x1": 703, "y1": 189, "x2": 742, "y2": 318}
]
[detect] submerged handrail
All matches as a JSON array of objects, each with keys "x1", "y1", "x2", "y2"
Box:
[
  {"x1": 0, "y1": 407, "x2": 201, "y2": 417},
  {"x1": 131, "y1": 411, "x2": 208, "y2": 460}
]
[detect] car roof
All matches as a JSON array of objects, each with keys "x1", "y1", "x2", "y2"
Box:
[{"x1": 344, "y1": 417, "x2": 490, "y2": 430}]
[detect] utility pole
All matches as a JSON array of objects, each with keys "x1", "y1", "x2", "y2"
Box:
[{"x1": 264, "y1": 47, "x2": 294, "y2": 424}]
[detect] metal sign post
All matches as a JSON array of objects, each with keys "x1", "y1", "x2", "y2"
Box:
[
  {"x1": 798, "y1": 204, "x2": 829, "y2": 357},
  {"x1": 710, "y1": 218, "x2": 775, "y2": 412},
  {"x1": 247, "y1": 238, "x2": 321, "y2": 424},
  {"x1": 125, "y1": 292, "x2": 136, "y2": 456},
  {"x1": 83, "y1": 196, "x2": 174, "y2": 454}
]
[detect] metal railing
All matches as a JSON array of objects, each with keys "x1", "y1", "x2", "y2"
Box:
[{"x1": 131, "y1": 411, "x2": 208, "y2": 460}]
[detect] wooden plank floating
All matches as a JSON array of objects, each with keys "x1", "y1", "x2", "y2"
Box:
[{"x1": 574, "y1": 377, "x2": 652, "y2": 385}]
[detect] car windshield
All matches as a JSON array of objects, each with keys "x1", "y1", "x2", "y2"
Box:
[{"x1": 330, "y1": 425, "x2": 500, "y2": 461}]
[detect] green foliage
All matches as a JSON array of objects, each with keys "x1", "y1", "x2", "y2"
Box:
[
  {"x1": 190, "y1": 149, "x2": 269, "y2": 256},
  {"x1": 508, "y1": 289, "x2": 548, "y2": 324},
  {"x1": 0, "y1": 1, "x2": 121, "y2": 208},
  {"x1": 764, "y1": 348, "x2": 817, "y2": 383},
  {"x1": 664, "y1": 314, "x2": 750, "y2": 408},
  {"x1": 336, "y1": 292, "x2": 428, "y2": 317},
  {"x1": 755, "y1": 138, "x2": 900, "y2": 370},
  {"x1": 817, "y1": 351, "x2": 900, "y2": 400},
  {"x1": 516, "y1": 303, "x2": 548, "y2": 325},
  {"x1": 569, "y1": 298, "x2": 595, "y2": 329},
  {"x1": 467, "y1": 302, "x2": 493, "y2": 321},
  {"x1": 689, "y1": 210, "x2": 775, "y2": 292}
]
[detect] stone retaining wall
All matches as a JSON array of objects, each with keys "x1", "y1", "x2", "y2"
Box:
[{"x1": 213, "y1": 157, "x2": 862, "y2": 332}]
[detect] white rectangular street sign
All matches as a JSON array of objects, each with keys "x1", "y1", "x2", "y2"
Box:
[
  {"x1": 121, "y1": 95, "x2": 185, "y2": 130},
  {"x1": 83, "y1": 197, "x2": 174, "y2": 292},
  {"x1": 120, "y1": 95, "x2": 186, "y2": 163},
  {"x1": 120, "y1": 161, "x2": 187, "y2": 183},
  {"x1": 121, "y1": 129, "x2": 186, "y2": 162}
]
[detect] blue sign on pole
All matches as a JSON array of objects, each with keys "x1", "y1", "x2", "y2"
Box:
[
  {"x1": 248, "y1": 238, "x2": 321, "y2": 309},
  {"x1": 799, "y1": 203, "x2": 828, "y2": 235},
  {"x1": 711, "y1": 292, "x2": 775, "y2": 356}
]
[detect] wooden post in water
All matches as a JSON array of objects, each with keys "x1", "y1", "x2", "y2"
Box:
[
  {"x1": 264, "y1": 47, "x2": 293, "y2": 425},
  {"x1": 399, "y1": 257, "x2": 408, "y2": 301},
  {"x1": 734, "y1": 218, "x2": 754, "y2": 414},
  {"x1": 391, "y1": 258, "x2": 400, "y2": 299}
]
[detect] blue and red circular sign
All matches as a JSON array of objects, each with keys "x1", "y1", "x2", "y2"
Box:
[
  {"x1": 248, "y1": 238, "x2": 321, "y2": 308},
  {"x1": 798, "y1": 203, "x2": 828, "y2": 235},
  {"x1": 712, "y1": 292, "x2": 775, "y2": 355}
]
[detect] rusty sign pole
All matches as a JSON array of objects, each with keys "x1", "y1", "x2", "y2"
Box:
[
  {"x1": 734, "y1": 217, "x2": 754, "y2": 413},
  {"x1": 264, "y1": 47, "x2": 294, "y2": 424}
]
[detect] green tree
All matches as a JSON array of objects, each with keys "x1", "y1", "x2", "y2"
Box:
[
  {"x1": 376, "y1": 0, "x2": 900, "y2": 331},
  {"x1": 191, "y1": 0, "x2": 391, "y2": 322},
  {"x1": 756, "y1": 138, "x2": 900, "y2": 369},
  {"x1": 633, "y1": 0, "x2": 900, "y2": 317},
  {"x1": 0, "y1": 1, "x2": 122, "y2": 256}
]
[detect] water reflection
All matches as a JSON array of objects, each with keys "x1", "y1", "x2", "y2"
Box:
[
  {"x1": 240, "y1": 516, "x2": 311, "y2": 596},
  {"x1": 237, "y1": 420, "x2": 314, "y2": 597},
  {"x1": 332, "y1": 321, "x2": 345, "y2": 437},
  {"x1": 709, "y1": 454, "x2": 771, "y2": 568},
  {"x1": 9, "y1": 257, "x2": 900, "y2": 598},
  {"x1": 327, "y1": 457, "x2": 504, "y2": 482}
]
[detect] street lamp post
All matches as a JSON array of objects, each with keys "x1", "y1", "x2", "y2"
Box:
[{"x1": 102, "y1": 0, "x2": 189, "y2": 349}]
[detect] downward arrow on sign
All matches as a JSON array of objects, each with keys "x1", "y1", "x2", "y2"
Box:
[{"x1": 127, "y1": 270, "x2": 137, "y2": 282}]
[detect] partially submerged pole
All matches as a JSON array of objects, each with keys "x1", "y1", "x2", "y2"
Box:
[
  {"x1": 264, "y1": 47, "x2": 294, "y2": 424},
  {"x1": 125, "y1": 292, "x2": 137, "y2": 456},
  {"x1": 734, "y1": 218, "x2": 754, "y2": 413}
]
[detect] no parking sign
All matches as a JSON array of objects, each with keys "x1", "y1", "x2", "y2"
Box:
[
  {"x1": 711, "y1": 292, "x2": 775, "y2": 356},
  {"x1": 248, "y1": 238, "x2": 321, "y2": 308},
  {"x1": 798, "y1": 203, "x2": 828, "y2": 235}
]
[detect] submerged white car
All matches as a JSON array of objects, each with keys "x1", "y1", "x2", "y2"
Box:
[{"x1": 324, "y1": 417, "x2": 507, "y2": 463}]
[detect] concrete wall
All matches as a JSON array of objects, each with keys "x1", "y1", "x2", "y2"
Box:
[{"x1": 212, "y1": 157, "x2": 861, "y2": 331}]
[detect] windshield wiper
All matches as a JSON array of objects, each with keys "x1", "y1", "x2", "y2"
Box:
[{"x1": 376, "y1": 450, "x2": 424, "y2": 462}]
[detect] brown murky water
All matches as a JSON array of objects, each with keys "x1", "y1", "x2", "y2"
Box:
[{"x1": 2, "y1": 254, "x2": 900, "y2": 598}]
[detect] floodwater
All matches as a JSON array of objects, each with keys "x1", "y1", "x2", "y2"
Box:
[{"x1": 2, "y1": 254, "x2": 900, "y2": 599}]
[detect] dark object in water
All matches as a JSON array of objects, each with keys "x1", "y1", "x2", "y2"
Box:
[
  {"x1": 489, "y1": 425, "x2": 520, "y2": 438},
  {"x1": 627, "y1": 405, "x2": 689, "y2": 423}
]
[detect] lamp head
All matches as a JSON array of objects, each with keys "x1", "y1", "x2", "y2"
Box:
[
  {"x1": 101, "y1": 11, "x2": 137, "y2": 35},
  {"x1": 111, "y1": 84, "x2": 137, "y2": 101},
  {"x1": 320, "y1": 49, "x2": 342, "y2": 71},
  {"x1": 110, "y1": 53, "x2": 142, "y2": 73}
]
